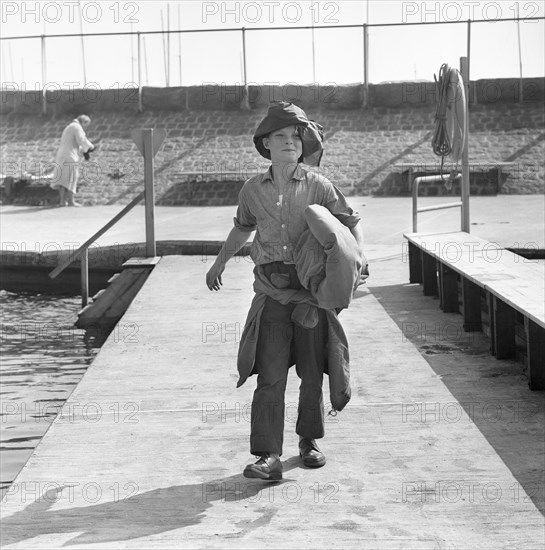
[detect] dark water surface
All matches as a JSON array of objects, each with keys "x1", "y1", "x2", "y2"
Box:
[{"x1": 0, "y1": 290, "x2": 102, "y2": 491}]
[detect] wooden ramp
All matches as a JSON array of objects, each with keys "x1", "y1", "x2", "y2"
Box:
[
  {"x1": 77, "y1": 257, "x2": 159, "y2": 330},
  {"x1": 1, "y1": 256, "x2": 543, "y2": 549}
]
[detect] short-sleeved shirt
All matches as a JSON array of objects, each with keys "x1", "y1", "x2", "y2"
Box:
[{"x1": 234, "y1": 164, "x2": 361, "y2": 265}]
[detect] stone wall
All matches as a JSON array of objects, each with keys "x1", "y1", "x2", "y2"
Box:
[{"x1": 1, "y1": 79, "x2": 543, "y2": 206}]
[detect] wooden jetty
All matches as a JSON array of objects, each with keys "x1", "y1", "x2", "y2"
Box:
[{"x1": 1, "y1": 254, "x2": 543, "y2": 549}]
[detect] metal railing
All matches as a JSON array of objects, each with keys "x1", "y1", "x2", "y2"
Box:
[
  {"x1": 412, "y1": 57, "x2": 470, "y2": 233},
  {"x1": 48, "y1": 128, "x2": 160, "y2": 308},
  {"x1": 411, "y1": 173, "x2": 463, "y2": 232},
  {"x1": 48, "y1": 190, "x2": 148, "y2": 308},
  {"x1": 1, "y1": 15, "x2": 543, "y2": 115}
]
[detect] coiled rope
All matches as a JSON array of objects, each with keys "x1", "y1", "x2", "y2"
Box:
[{"x1": 431, "y1": 63, "x2": 467, "y2": 189}]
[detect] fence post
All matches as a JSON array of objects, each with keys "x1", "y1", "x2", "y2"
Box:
[
  {"x1": 466, "y1": 19, "x2": 473, "y2": 106},
  {"x1": 143, "y1": 129, "x2": 156, "y2": 257},
  {"x1": 363, "y1": 24, "x2": 369, "y2": 108},
  {"x1": 137, "y1": 31, "x2": 143, "y2": 113},
  {"x1": 515, "y1": 7, "x2": 523, "y2": 103},
  {"x1": 241, "y1": 27, "x2": 249, "y2": 110},
  {"x1": 41, "y1": 35, "x2": 47, "y2": 115},
  {"x1": 460, "y1": 56, "x2": 470, "y2": 233}
]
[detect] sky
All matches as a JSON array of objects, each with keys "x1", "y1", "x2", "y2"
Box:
[{"x1": 0, "y1": 0, "x2": 544, "y2": 89}]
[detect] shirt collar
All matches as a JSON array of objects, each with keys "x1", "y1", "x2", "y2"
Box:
[{"x1": 260, "y1": 164, "x2": 305, "y2": 184}]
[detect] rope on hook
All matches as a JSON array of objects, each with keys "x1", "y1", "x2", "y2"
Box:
[{"x1": 431, "y1": 63, "x2": 467, "y2": 190}]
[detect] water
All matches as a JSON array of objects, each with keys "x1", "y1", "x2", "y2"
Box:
[{"x1": 0, "y1": 290, "x2": 103, "y2": 492}]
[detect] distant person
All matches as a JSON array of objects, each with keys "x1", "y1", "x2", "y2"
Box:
[
  {"x1": 206, "y1": 101, "x2": 365, "y2": 481},
  {"x1": 51, "y1": 114, "x2": 94, "y2": 207}
]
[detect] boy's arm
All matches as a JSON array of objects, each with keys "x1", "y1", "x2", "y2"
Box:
[{"x1": 206, "y1": 226, "x2": 253, "y2": 291}]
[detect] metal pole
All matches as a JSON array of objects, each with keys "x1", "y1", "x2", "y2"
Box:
[
  {"x1": 130, "y1": 22, "x2": 134, "y2": 83},
  {"x1": 137, "y1": 32, "x2": 142, "y2": 112},
  {"x1": 161, "y1": 9, "x2": 168, "y2": 86},
  {"x1": 178, "y1": 4, "x2": 182, "y2": 85},
  {"x1": 241, "y1": 27, "x2": 249, "y2": 109},
  {"x1": 460, "y1": 56, "x2": 470, "y2": 233},
  {"x1": 311, "y1": 0, "x2": 316, "y2": 83},
  {"x1": 241, "y1": 28, "x2": 247, "y2": 86},
  {"x1": 364, "y1": 0, "x2": 370, "y2": 107},
  {"x1": 0, "y1": 42, "x2": 4, "y2": 82},
  {"x1": 41, "y1": 35, "x2": 47, "y2": 115},
  {"x1": 143, "y1": 36, "x2": 149, "y2": 86},
  {"x1": 411, "y1": 171, "x2": 418, "y2": 232},
  {"x1": 143, "y1": 129, "x2": 156, "y2": 257},
  {"x1": 8, "y1": 41, "x2": 14, "y2": 81},
  {"x1": 77, "y1": 0, "x2": 87, "y2": 85},
  {"x1": 363, "y1": 24, "x2": 369, "y2": 108},
  {"x1": 467, "y1": 19, "x2": 472, "y2": 106},
  {"x1": 167, "y1": 3, "x2": 171, "y2": 87},
  {"x1": 49, "y1": 191, "x2": 145, "y2": 280},
  {"x1": 516, "y1": 4, "x2": 523, "y2": 102},
  {"x1": 0, "y1": 42, "x2": 5, "y2": 83},
  {"x1": 81, "y1": 248, "x2": 89, "y2": 308}
]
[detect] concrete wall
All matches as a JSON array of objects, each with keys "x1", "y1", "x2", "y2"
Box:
[
  {"x1": 2, "y1": 78, "x2": 544, "y2": 114},
  {"x1": 1, "y1": 79, "x2": 543, "y2": 206}
]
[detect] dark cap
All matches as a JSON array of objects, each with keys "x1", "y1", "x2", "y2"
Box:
[{"x1": 253, "y1": 101, "x2": 324, "y2": 166}]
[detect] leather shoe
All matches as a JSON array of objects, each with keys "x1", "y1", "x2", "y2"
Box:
[
  {"x1": 243, "y1": 454, "x2": 282, "y2": 481},
  {"x1": 299, "y1": 438, "x2": 326, "y2": 468}
]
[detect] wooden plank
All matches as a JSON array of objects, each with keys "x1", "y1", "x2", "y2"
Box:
[
  {"x1": 91, "y1": 288, "x2": 107, "y2": 302},
  {"x1": 405, "y1": 232, "x2": 503, "y2": 288},
  {"x1": 408, "y1": 242, "x2": 422, "y2": 283},
  {"x1": 100, "y1": 269, "x2": 151, "y2": 321},
  {"x1": 421, "y1": 253, "x2": 438, "y2": 296},
  {"x1": 485, "y1": 277, "x2": 545, "y2": 329},
  {"x1": 77, "y1": 267, "x2": 154, "y2": 328},
  {"x1": 525, "y1": 317, "x2": 545, "y2": 390},
  {"x1": 492, "y1": 295, "x2": 516, "y2": 360},
  {"x1": 407, "y1": 231, "x2": 543, "y2": 390},
  {"x1": 514, "y1": 315, "x2": 528, "y2": 366},
  {"x1": 438, "y1": 263, "x2": 458, "y2": 313},
  {"x1": 143, "y1": 130, "x2": 157, "y2": 257},
  {"x1": 404, "y1": 232, "x2": 542, "y2": 276},
  {"x1": 462, "y1": 277, "x2": 481, "y2": 331},
  {"x1": 404, "y1": 232, "x2": 545, "y2": 327},
  {"x1": 487, "y1": 291, "x2": 496, "y2": 354},
  {"x1": 123, "y1": 256, "x2": 161, "y2": 268},
  {"x1": 107, "y1": 273, "x2": 120, "y2": 284},
  {"x1": 481, "y1": 292, "x2": 492, "y2": 339}
]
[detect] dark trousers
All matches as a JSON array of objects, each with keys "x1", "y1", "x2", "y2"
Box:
[{"x1": 250, "y1": 262, "x2": 327, "y2": 456}]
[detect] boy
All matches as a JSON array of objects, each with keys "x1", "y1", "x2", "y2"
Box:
[{"x1": 206, "y1": 101, "x2": 364, "y2": 480}]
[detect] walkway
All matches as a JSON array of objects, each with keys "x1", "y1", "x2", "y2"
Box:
[{"x1": 0, "y1": 196, "x2": 544, "y2": 548}]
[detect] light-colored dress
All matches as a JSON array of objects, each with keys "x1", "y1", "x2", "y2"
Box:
[{"x1": 51, "y1": 119, "x2": 94, "y2": 193}]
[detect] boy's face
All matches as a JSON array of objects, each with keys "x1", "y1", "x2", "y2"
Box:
[{"x1": 262, "y1": 125, "x2": 302, "y2": 164}]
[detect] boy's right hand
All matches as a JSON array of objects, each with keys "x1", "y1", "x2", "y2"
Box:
[{"x1": 206, "y1": 261, "x2": 225, "y2": 291}]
